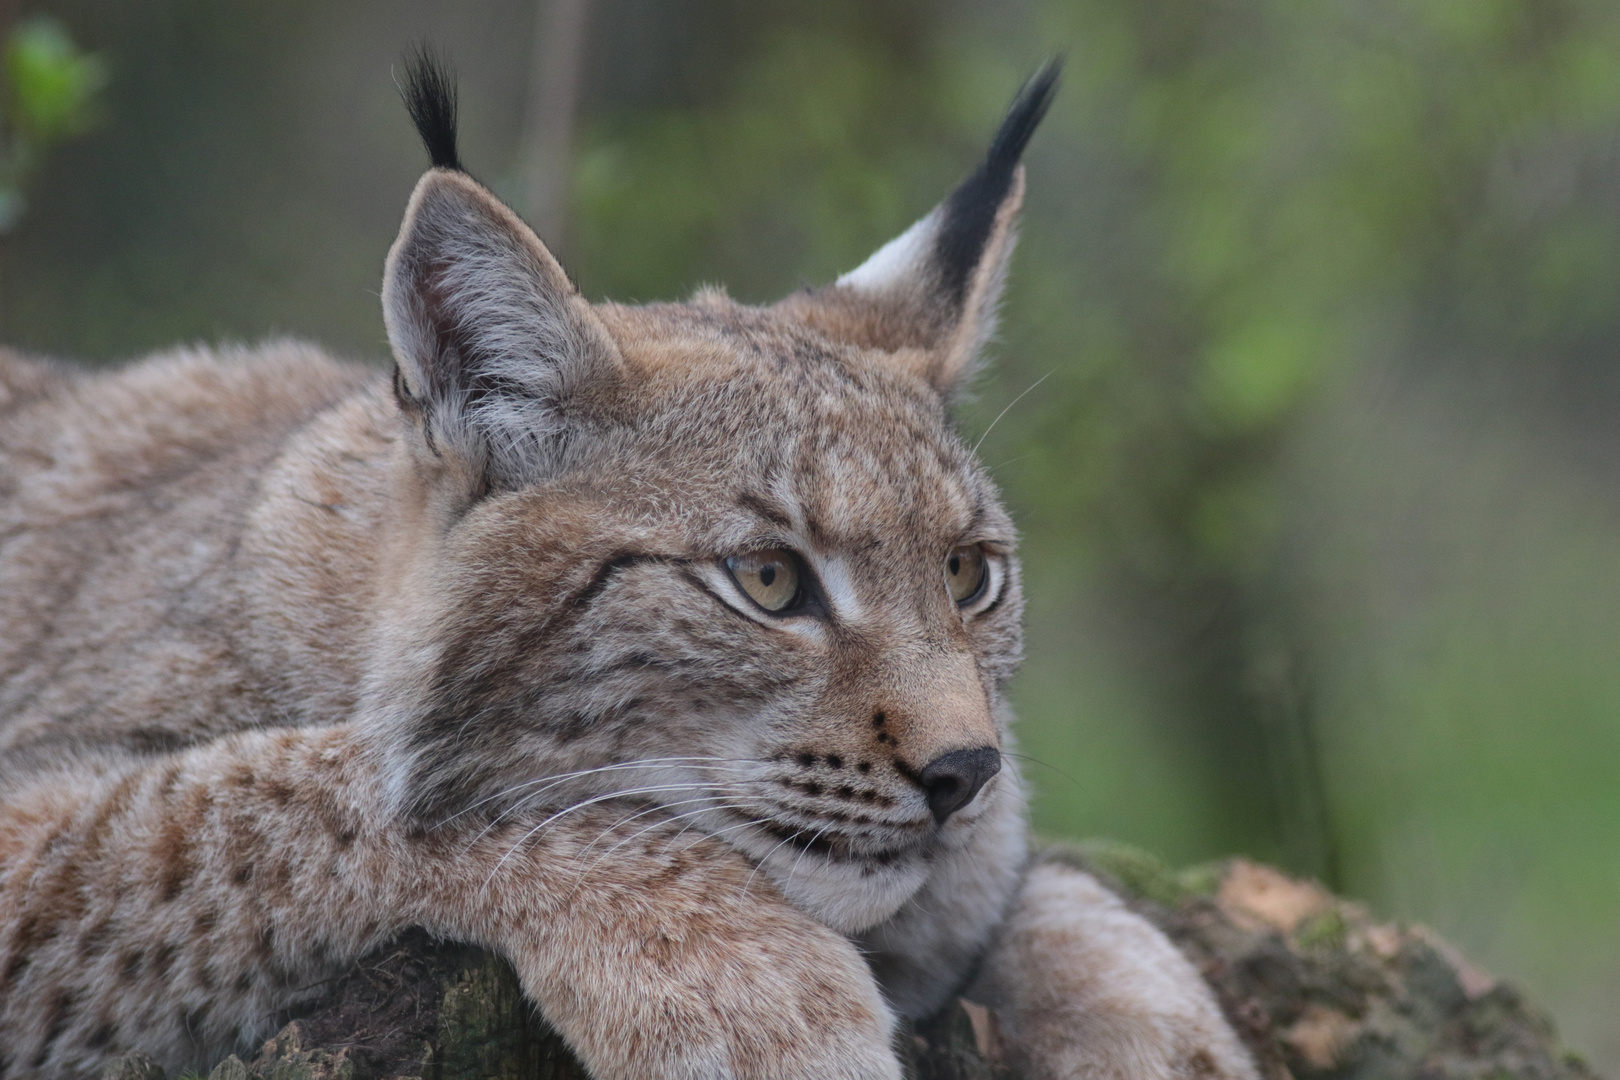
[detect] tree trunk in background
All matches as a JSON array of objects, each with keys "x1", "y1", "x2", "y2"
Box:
[
  {"x1": 98, "y1": 847, "x2": 1601, "y2": 1080},
  {"x1": 516, "y1": 0, "x2": 591, "y2": 255}
]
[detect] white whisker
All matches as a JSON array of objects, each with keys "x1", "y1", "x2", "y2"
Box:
[
  {"x1": 457, "y1": 758, "x2": 771, "y2": 850},
  {"x1": 440, "y1": 755, "x2": 760, "y2": 829},
  {"x1": 573, "y1": 801, "x2": 766, "y2": 881},
  {"x1": 972, "y1": 369, "x2": 1053, "y2": 456},
  {"x1": 483, "y1": 782, "x2": 764, "y2": 887},
  {"x1": 742, "y1": 828, "x2": 804, "y2": 898},
  {"x1": 664, "y1": 812, "x2": 772, "y2": 856},
  {"x1": 572, "y1": 793, "x2": 739, "y2": 866},
  {"x1": 783, "y1": 823, "x2": 836, "y2": 890}
]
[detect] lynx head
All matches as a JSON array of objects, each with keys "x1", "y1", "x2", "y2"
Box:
[{"x1": 369, "y1": 50, "x2": 1057, "y2": 932}]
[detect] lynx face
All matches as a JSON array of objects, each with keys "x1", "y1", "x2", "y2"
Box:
[{"x1": 364, "y1": 58, "x2": 1054, "y2": 932}]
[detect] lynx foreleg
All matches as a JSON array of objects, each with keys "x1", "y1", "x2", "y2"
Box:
[
  {"x1": 0, "y1": 727, "x2": 901, "y2": 1080},
  {"x1": 462, "y1": 805, "x2": 904, "y2": 1080},
  {"x1": 970, "y1": 860, "x2": 1257, "y2": 1080}
]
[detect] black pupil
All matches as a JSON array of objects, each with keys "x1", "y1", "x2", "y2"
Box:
[
  {"x1": 949, "y1": 554, "x2": 961, "y2": 576},
  {"x1": 760, "y1": 564, "x2": 777, "y2": 587}
]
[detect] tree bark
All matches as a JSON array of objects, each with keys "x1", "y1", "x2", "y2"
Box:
[
  {"x1": 515, "y1": 0, "x2": 592, "y2": 254},
  {"x1": 100, "y1": 844, "x2": 1602, "y2": 1080}
]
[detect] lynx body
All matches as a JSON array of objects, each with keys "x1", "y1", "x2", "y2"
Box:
[{"x1": 0, "y1": 59, "x2": 1257, "y2": 1080}]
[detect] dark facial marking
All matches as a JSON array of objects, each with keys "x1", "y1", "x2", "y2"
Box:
[
  {"x1": 737, "y1": 491, "x2": 793, "y2": 530},
  {"x1": 800, "y1": 805, "x2": 890, "y2": 828},
  {"x1": 571, "y1": 554, "x2": 641, "y2": 609}
]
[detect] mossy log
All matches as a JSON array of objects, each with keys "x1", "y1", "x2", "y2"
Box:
[{"x1": 101, "y1": 844, "x2": 1601, "y2": 1080}]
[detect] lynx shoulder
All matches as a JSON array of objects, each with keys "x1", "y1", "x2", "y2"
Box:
[{"x1": 0, "y1": 56, "x2": 1255, "y2": 1080}]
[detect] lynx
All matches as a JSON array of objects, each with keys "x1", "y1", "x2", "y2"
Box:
[{"x1": 0, "y1": 54, "x2": 1258, "y2": 1080}]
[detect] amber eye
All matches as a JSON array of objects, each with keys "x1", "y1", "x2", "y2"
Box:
[
  {"x1": 945, "y1": 544, "x2": 988, "y2": 605},
  {"x1": 725, "y1": 549, "x2": 803, "y2": 612}
]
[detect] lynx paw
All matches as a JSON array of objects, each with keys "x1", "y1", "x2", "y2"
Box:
[
  {"x1": 975, "y1": 862, "x2": 1257, "y2": 1080},
  {"x1": 537, "y1": 928, "x2": 905, "y2": 1080},
  {"x1": 499, "y1": 834, "x2": 904, "y2": 1080}
]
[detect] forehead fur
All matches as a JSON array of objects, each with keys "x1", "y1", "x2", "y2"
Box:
[
  {"x1": 577, "y1": 296, "x2": 1011, "y2": 552},
  {"x1": 594, "y1": 294, "x2": 920, "y2": 381}
]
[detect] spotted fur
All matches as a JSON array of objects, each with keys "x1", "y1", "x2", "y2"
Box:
[{"x1": 0, "y1": 62, "x2": 1256, "y2": 1080}]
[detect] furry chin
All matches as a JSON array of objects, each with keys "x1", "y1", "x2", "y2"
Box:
[{"x1": 768, "y1": 856, "x2": 932, "y2": 933}]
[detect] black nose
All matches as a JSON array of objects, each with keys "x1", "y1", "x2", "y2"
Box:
[{"x1": 919, "y1": 746, "x2": 1001, "y2": 823}]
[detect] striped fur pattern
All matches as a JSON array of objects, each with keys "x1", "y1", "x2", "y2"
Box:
[{"x1": 0, "y1": 62, "x2": 1257, "y2": 1080}]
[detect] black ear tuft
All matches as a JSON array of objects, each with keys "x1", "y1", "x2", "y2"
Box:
[
  {"x1": 399, "y1": 45, "x2": 462, "y2": 172},
  {"x1": 935, "y1": 59, "x2": 1062, "y2": 302},
  {"x1": 986, "y1": 59, "x2": 1063, "y2": 175}
]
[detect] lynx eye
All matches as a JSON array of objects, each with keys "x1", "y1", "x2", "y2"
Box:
[
  {"x1": 945, "y1": 544, "x2": 988, "y2": 605},
  {"x1": 725, "y1": 549, "x2": 803, "y2": 613}
]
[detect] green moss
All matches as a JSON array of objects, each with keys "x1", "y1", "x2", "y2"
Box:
[
  {"x1": 1294, "y1": 908, "x2": 1349, "y2": 952},
  {"x1": 1059, "y1": 838, "x2": 1193, "y2": 907},
  {"x1": 1175, "y1": 860, "x2": 1228, "y2": 898}
]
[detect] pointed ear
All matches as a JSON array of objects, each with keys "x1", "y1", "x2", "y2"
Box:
[
  {"x1": 384, "y1": 51, "x2": 622, "y2": 492},
  {"x1": 383, "y1": 169, "x2": 623, "y2": 490},
  {"x1": 776, "y1": 61, "x2": 1059, "y2": 399}
]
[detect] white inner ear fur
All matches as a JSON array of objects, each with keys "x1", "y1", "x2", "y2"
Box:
[
  {"x1": 829, "y1": 167, "x2": 1026, "y2": 400},
  {"x1": 836, "y1": 207, "x2": 942, "y2": 294}
]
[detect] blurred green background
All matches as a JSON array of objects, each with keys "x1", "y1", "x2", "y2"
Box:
[{"x1": 3, "y1": 0, "x2": 1617, "y2": 1066}]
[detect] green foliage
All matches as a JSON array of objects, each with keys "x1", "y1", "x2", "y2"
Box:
[
  {"x1": 1295, "y1": 908, "x2": 1349, "y2": 952},
  {"x1": 7, "y1": 17, "x2": 105, "y2": 142},
  {"x1": 0, "y1": 16, "x2": 105, "y2": 231},
  {"x1": 571, "y1": 28, "x2": 962, "y2": 301}
]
